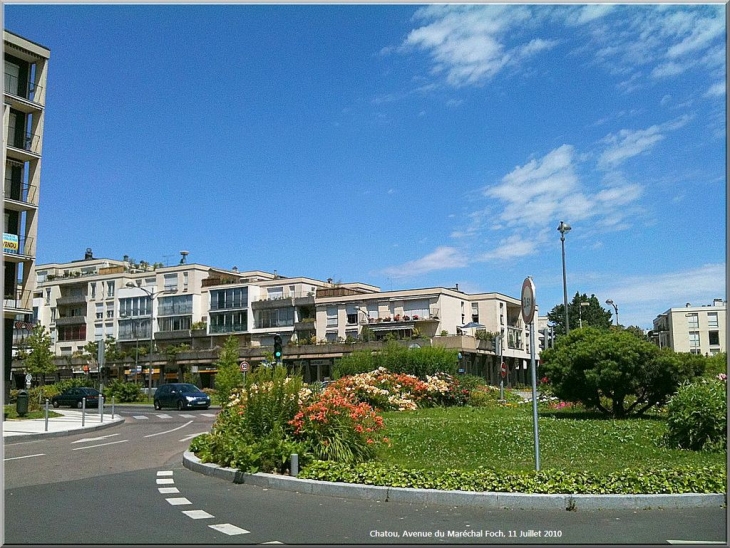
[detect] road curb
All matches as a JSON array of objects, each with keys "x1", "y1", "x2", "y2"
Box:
[
  {"x1": 182, "y1": 451, "x2": 726, "y2": 510},
  {"x1": 3, "y1": 417, "x2": 126, "y2": 442}
]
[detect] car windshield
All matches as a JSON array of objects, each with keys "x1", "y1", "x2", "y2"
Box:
[
  {"x1": 178, "y1": 384, "x2": 202, "y2": 394},
  {"x1": 81, "y1": 389, "x2": 100, "y2": 395}
]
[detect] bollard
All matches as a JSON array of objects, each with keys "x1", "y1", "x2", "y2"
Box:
[
  {"x1": 100, "y1": 395, "x2": 104, "y2": 423},
  {"x1": 111, "y1": 396, "x2": 115, "y2": 419},
  {"x1": 290, "y1": 453, "x2": 299, "y2": 477},
  {"x1": 44, "y1": 399, "x2": 49, "y2": 432},
  {"x1": 82, "y1": 397, "x2": 86, "y2": 427}
]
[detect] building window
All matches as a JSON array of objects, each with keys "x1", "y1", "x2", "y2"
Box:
[
  {"x1": 164, "y1": 273, "x2": 178, "y2": 292},
  {"x1": 209, "y1": 311, "x2": 247, "y2": 334},
  {"x1": 346, "y1": 305, "x2": 357, "y2": 325},
  {"x1": 210, "y1": 287, "x2": 247, "y2": 310},
  {"x1": 687, "y1": 313, "x2": 699, "y2": 329},
  {"x1": 327, "y1": 307, "x2": 338, "y2": 327},
  {"x1": 707, "y1": 312, "x2": 719, "y2": 328},
  {"x1": 58, "y1": 324, "x2": 86, "y2": 341},
  {"x1": 183, "y1": 272, "x2": 189, "y2": 291},
  {"x1": 96, "y1": 303, "x2": 103, "y2": 320},
  {"x1": 118, "y1": 318, "x2": 151, "y2": 340},
  {"x1": 106, "y1": 281, "x2": 115, "y2": 298},
  {"x1": 688, "y1": 331, "x2": 700, "y2": 354},
  {"x1": 90, "y1": 282, "x2": 96, "y2": 300},
  {"x1": 256, "y1": 307, "x2": 294, "y2": 329},
  {"x1": 158, "y1": 294, "x2": 192, "y2": 316},
  {"x1": 158, "y1": 315, "x2": 191, "y2": 332},
  {"x1": 709, "y1": 331, "x2": 720, "y2": 346},
  {"x1": 119, "y1": 296, "x2": 151, "y2": 318}
]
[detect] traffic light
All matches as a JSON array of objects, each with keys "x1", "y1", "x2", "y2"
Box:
[{"x1": 273, "y1": 334, "x2": 283, "y2": 364}]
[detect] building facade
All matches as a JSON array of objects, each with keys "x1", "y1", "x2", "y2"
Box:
[
  {"x1": 4, "y1": 31, "x2": 50, "y2": 391},
  {"x1": 21, "y1": 252, "x2": 537, "y2": 388},
  {"x1": 651, "y1": 299, "x2": 727, "y2": 355}
]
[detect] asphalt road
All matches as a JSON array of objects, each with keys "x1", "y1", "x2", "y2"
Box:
[{"x1": 3, "y1": 407, "x2": 727, "y2": 545}]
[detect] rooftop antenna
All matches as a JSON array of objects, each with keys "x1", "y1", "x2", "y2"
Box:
[{"x1": 179, "y1": 250, "x2": 189, "y2": 264}]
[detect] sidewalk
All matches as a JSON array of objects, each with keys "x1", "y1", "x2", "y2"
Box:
[{"x1": 3, "y1": 408, "x2": 125, "y2": 441}]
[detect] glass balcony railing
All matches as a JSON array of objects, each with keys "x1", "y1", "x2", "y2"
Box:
[{"x1": 4, "y1": 72, "x2": 44, "y2": 104}]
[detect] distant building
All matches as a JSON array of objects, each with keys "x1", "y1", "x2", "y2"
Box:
[
  {"x1": 23, "y1": 252, "x2": 537, "y2": 388},
  {"x1": 651, "y1": 299, "x2": 726, "y2": 355},
  {"x1": 4, "y1": 30, "x2": 50, "y2": 392}
]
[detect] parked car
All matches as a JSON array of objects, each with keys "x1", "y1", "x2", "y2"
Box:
[
  {"x1": 154, "y1": 383, "x2": 211, "y2": 411},
  {"x1": 51, "y1": 387, "x2": 101, "y2": 409}
]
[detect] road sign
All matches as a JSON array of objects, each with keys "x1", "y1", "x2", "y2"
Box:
[
  {"x1": 521, "y1": 277, "x2": 536, "y2": 324},
  {"x1": 240, "y1": 361, "x2": 250, "y2": 373},
  {"x1": 500, "y1": 362, "x2": 508, "y2": 378},
  {"x1": 25, "y1": 373, "x2": 32, "y2": 384}
]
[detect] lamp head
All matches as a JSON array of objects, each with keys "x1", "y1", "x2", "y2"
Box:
[
  {"x1": 557, "y1": 221, "x2": 572, "y2": 234},
  {"x1": 606, "y1": 299, "x2": 614, "y2": 305}
]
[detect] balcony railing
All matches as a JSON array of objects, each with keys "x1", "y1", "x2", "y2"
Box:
[
  {"x1": 4, "y1": 73, "x2": 44, "y2": 104},
  {"x1": 55, "y1": 315, "x2": 86, "y2": 326},
  {"x1": 3, "y1": 287, "x2": 32, "y2": 311},
  {"x1": 7, "y1": 130, "x2": 42, "y2": 155},
  {"x1": 210, "y1": 323, "x2": 247, "y2": 334},
  {"x1": 3, "y1": 181, "x2": 37, "y2": 206},
  {"x1": 56, "y1": 294, "x2": 87, "y2": 306}
]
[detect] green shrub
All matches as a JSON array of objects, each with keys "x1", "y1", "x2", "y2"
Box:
[
  {"x1": 334, "y1": 342, "x2": 459, "y2": 380},
  {"x1": 103, "y1": 380, "x2": 143, "y2": 403},
  {"x1": 664, "y1": 378, "x2": 727, "y2": 451},
  {"x1": 298, "y1": 461, "x2": 726, "y2": 495}
]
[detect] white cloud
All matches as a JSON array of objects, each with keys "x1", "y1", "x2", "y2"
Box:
[
  {"x1": 597, "y1": 115, "x2": 691, "y2": 169},
  {"x1": 381, "y1": 246, "x2": 468, "y2": 278},
  {"x1": 704, "y1": 81, "x2": 725, "y2": 97},
  {"x1": 479, "y1": 234, "x2": 539, "y2": 261},
  {"x1": 564, "y1": 4, "x2": 614, "y2": 26}
]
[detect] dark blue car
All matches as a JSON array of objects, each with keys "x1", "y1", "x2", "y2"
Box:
[{"x1": 154, "y1": 383, "x2": 210, "y2": 410}]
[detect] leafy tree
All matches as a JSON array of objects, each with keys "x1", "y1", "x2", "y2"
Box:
[
  {"x1": 704, "y1": 352, "x2": 727, "y2": 378},
  {"x1": 547, "y1": 292, "x2": 612, "y2": 336},
  {"x1": 22, "y1": 324, "x2": 56, "y2": 384},
  {"x1": 623, "y1": 325, "x2": 649, "y2": 340},
  {"x1": 214, "y1": 336, "x2": 244, "y2": 406},
  {"x1": 540, "y1": 327, "x2": 694, "y2": 418}
]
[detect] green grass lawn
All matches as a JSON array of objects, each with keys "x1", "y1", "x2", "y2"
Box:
[
  {"x1": 376, "y1": 405, "x2": 726, "y2": 474},
  {"x1": 3, "y1": 405, "x2": 62, "y2": 420}
]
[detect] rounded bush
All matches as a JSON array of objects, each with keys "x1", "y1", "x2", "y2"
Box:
[{"x1": 664, "y1": 378, "x2": 727, "y2": 451}]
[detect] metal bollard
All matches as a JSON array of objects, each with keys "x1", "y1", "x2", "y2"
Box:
[
  {"x1": 100, "y1": 395, "x2": 104, "y2": 423},
  {"x1": 290, "y1": 453, "x2": 299, "y2": 477},
  {"x1": 111, "y1": 396, "x2": 115, "y2": 419},
  {"x1": 82, "y1": 397, "x2": 86, "y2": 427},
  {"x1": 44, "y1": 399, "x2": 49, "y2": 432}
]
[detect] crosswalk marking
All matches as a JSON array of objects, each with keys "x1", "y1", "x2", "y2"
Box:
[
  {"x1": 156, "y1": 414, "x2": 172, "y2": 419},
  {"x1": 209, "y1": 524, "x2": 250, "y2": 536},
  {"x1": 157, "y1": 470, "x2": 174, "y2": 476},
  {"x1": 158, "y1": 487, "x2": 179, "y2": 494},
  {"x1": 166, "y1": 497, "x2": 192, "y2": 506},
  {"x1": 179, "y1": 414, "x2": 196, "y2": 418},
  {"x1": 182, "y1": 510, "x2": 214, "y2": 520},
  {"x1": 156, "y1": 478, "x2": 175, "y2": 485},
  {"x1": 133, "y1": 415, "x2": 149, "y2": 420}
]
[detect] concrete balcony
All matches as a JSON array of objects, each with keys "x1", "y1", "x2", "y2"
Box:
[
  {"x1": 56, "y1": 294, "x2": 87, "y2": 306},
  {"x1": 55, "y1": 315, "x2": 86, "y2": 326}
]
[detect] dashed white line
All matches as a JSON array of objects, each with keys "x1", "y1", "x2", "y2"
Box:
[
  {"x1": 208, "y1": 523, "x2": 250, "y2": 535},
  {"x1": 71, "y1": 440, "x2": 128, "y2": 451},
  {"x1": 182, "y1": 510, "x2": 214, "y2": 520},
  {"x1": 158, "y1": 487, "x2": 179, "y2": 494},
  {"x1": 4, "y1": 453, "x2": 45, "y2": 461},
  {"x1": 156, "y1": 478, "x2": 175, "y2": 485},
  {"x1": 166, "y1": 497, "x2": 192, "y2": 506},
  {"x1": 72, "y1": 433, "x2": 119, "y2": 444}
]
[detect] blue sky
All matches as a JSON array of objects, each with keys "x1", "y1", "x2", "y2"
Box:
[{"x1": 5, "y1": 3, "x2": 726, "y2": 329}]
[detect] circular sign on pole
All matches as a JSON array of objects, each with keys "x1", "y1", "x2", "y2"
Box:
[
  {"x1": 500, "y1": 362, "x2": 508, "y2": 378},
  {"x1": 521, "y1": 277, "x2": 536, "y2": 324},
  {"x1": 240, "y1": 361, "x2": 250, "y2": 373},
  {"x1": 25, "y1": 373, "x2": 32, "y2": 384}
]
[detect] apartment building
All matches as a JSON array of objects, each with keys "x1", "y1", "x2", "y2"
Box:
[
  {"x1": 4, "y1": 30, "x2": 50, "y2": 391},
  {"x1": 651, "y1": 299, "x2": 726, "y2": 356},
  {"x1": 22, "y1": 252, "x2": 535, "y2": 387}
]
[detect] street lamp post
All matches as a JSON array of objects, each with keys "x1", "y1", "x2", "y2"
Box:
[
  {"x1": 579, "y1": 301, "x2": 590, "y2": 328},
  {"x1": 126, "y1": 282, "x2": 158, "y2": 400},
  {"x1": 606, "y1": 299, "x2": 619, "y2": 327},
  {"x1": 557, "y1": 221, "x2": 572, "y2": 334}
]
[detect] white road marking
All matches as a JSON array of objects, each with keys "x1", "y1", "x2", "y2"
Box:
[
  {"x1": 667, "y1": 542, "x2": 726, "y2": 545},
  {"x1": 156, "y1": 478, "x2": 175, "y2": 485},
  {"x1": 208, "y1": 523, "x2": 250, "y2": 535},
  {"x1": 166, "y1": 497, "x2": 192, "y2": 506},
  {"x1": 201, "y1": 413, "x2": 216, "y2": 417},
  {"x1": 4, "y1": 453, "x2": 45, "y2": 461},
  {"x1": 157, "y1": 470, "x2": 174, "y2": 476},
  {"x1": 158, "y1": 487, "x2": 179, "y2": 494},
  {"x1": 71, "y1": 440, "x2": 128, "y2": 451},
  {"x1": 179, "y1": 414, "x2": 195, "y2": 418},
  {"x1": 261, "y1": 542, "x2": 283, "y2": 544},
  {"x1": 133, "y1": 415, "x2": 149, "y2": 420},
  {"x1": 72, "y1": 433, "x2": 119, "y2": 444},
  {"x1": 144, "y1": 420, "x2": 193, "y2": 438},
  {"x1": 182, "y1": 510, "x2": 214, "y2": 520},
  {"x1": 179, "y1": 432, "x2": 209, "y2": 442},
  {"x1": 155, "y1": 414, "x2": 172, "y2": 419}
]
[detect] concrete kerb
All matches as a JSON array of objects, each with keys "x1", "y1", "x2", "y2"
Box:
[
  {"x1": 181, "y1": 451, "x2": 726, "y2": 511},
  {"x1": 3, "y1": 416, "x2": 125, "y2": 441}
]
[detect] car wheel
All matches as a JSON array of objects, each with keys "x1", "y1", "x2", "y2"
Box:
[
  {"x1": 177, "y1": 400, "x2": 184, "y2": 411},
  {"x1": 52, "y1": 400, "x2": 59, "y2": 408},
  {"x1": 154, "y1": 400, "x2": 161, "y2": 410}
]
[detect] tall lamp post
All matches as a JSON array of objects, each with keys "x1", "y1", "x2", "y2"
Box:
[
  {"x1": 557, "y1": 221, "x2": 572, "y2": 334},
  {"x1": 606, "y1": 299, "x2": 619, "y2": 327},
  {"x1": 126, "y1": 282, "x2": 158, "y2": 400},
  {"x1": 579, "y1": 301, "x2": 590, "y2": 328}
]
